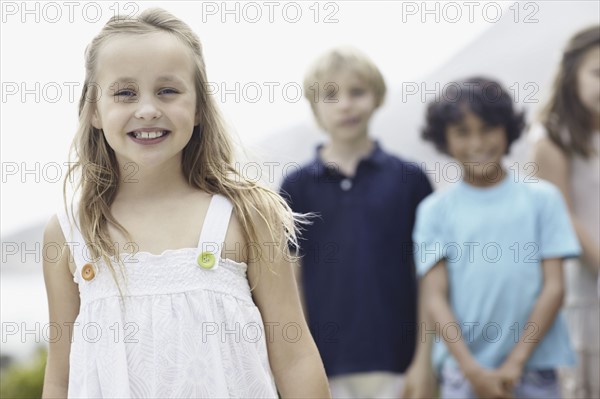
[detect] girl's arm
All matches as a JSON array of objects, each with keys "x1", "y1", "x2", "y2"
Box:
[
  {"x1": 41, "y1": 215, "x2": 81, "y2": 398},
  {"x1": 292, "y1": 254, "x2": 307, "y2": 318},
  {"x1": 498, "y1": 257, "x2": 565, "y2": 389},
  {"x1": 423, "y1": 260, "x2": 510, "y2": 399},
  {"x1": 247, "y1": 215, "x2": 330, "y2": 398},
  {"x1": 533, "y1": 138, "x2": 600, "y2": 273}
]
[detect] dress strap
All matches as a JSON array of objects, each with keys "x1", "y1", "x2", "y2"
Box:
[
  {"x1": 56, "y1": 203, "x2": 87, "y2": 282},
  {"x1": 196, "y1": 194, "x2": 234, "y2": 270}
]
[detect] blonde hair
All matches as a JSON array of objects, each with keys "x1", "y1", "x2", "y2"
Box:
[
  {"x1": 303, "y1": 46, "x2": 387, "y2": 125},
  {"x1": 64, "y1": 8, "x2": 304, "y2": 295}
]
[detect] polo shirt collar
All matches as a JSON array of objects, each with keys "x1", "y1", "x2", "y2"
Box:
[{"x1": 312, "y1": 140, "x2": 388, "y2": 177}]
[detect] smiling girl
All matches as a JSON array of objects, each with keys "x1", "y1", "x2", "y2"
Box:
[{"x1": 41, "y1": 8, "x2": 329, "y2": 398}]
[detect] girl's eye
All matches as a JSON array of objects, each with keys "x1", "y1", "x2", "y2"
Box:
[
  {"x1": 159, "y1": 88, "x2": 179, "y2": 95},
  {"x1": 115, "y1": 90, "x2": 135, "y2": 97}
]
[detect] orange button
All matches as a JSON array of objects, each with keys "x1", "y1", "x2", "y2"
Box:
[{"x1": 81, "y1": 263, "x2": 95, "y2": 281}]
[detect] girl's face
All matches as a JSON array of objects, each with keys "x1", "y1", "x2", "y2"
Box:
[
  {"x1": 576, "y1": 45, "x2": 600, "y2": 118},
  {"x1": 91, "y1": 32, "x2": 200, "y2": 169},
  {"x1": 314, "y1": 69, "x2": 377, "y2": 143},
  {"x1": 445, "y1": 109, "x2": 508, "y2": 186}
]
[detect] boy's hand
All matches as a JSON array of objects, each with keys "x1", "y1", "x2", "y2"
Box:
[
  {"x1": 401, "y1": 362, "x2": 436, "y2": 399},
  {"x1": 497, "y1": 358, "x2": 524, "y2": 393},
  {"x1": 465, "y1": 366, "x2": 513, "y2": 399}
]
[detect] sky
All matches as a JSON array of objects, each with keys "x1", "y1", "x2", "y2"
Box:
[{"x1": 1, "y1": 0, "x2": 507, "y2": 237}]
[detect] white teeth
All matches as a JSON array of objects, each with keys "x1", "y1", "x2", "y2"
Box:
[{"x1": 133, "y1": 131, "x2": 167, "y2": 139}]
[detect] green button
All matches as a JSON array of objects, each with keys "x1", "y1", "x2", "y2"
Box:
[{"x1": 197, "y1": 252, "x2": 216, "y2": 269}]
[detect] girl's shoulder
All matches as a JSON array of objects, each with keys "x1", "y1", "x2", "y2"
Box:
[
  {"x1": 44, "y1": 214, "x2": 65, "y2": 247},
  {"x1": 43, "y1": 213, "x2": 77, "y2": 276},
  {"x1": 529, "y1": 123, "x2": 570, "y2": 168}
]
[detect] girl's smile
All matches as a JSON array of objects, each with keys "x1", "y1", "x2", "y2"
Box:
[
  {"x1": 91, "y1": 31, "x2": 200, "y2": 169},
  {"x1": 127, "y1": 128, "x2": 171, "y2": 144}
]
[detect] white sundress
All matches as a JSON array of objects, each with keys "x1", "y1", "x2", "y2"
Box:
[{"x1": 57, "y1": 194, "x2": 279, "y2": 398}]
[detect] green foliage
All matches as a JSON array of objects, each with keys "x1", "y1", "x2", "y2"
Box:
[{"x1": 0, "y1": 346, "x2": 46, "y2": 399}]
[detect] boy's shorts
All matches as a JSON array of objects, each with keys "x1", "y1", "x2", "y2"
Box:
[{"x1": 440, "y1": 365, "x2": 560, "y2": 399}]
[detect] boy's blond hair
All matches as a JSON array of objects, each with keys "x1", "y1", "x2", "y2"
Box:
[{"x1": 303, "y1": 46, "x2": 387, "y2": 124}]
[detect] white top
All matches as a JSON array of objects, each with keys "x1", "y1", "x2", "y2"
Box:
[
  {"x1": 57, "y1": 194, "x2": 279, "y2": 398},
  {"x1": 528, "y1": 124, "x2": 600, "y2": 352}
]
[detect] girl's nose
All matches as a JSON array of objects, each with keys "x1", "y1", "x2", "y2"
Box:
[{"x1": 134, "y1": 98, "x2": 162, "y2": 120}]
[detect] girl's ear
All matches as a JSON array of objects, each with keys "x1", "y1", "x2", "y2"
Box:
[
  {"x1": 91, "y1": 110, "x2": 102, "y2": 130},
  {"x1": 194, "y1": 110, "x2": 202, "y2": 126}
]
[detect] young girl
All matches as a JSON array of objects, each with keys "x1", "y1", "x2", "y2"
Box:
[
  {"x1": 530, "y1": 25, "x2": 600, "y2": 399},
  {"x1": 41, "y1": 8, "x2": 330, "y2": 398},
  {"x1": 414, "y1": 77, "x2": 580, "y2": 398}
]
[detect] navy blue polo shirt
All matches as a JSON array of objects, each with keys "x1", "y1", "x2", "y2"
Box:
[{"x1": 279, "y1": 141, "x2": 433, "y2": 377}]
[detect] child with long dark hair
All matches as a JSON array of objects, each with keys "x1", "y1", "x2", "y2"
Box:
[{"x1": 530, "y1": 25, "x2": 600, "y2": 399}]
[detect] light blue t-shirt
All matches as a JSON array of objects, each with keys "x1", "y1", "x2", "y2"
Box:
[{"x1": 413, "y1": 176, "x2": 580, "y2": 371}]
